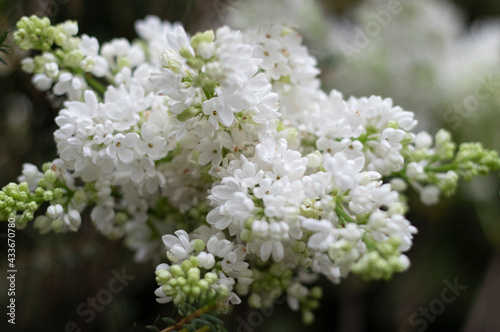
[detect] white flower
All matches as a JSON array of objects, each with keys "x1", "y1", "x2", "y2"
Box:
[
  {"x1": 64, "y1": 210, "x2": 82, "y2": 231},
  {"x1": 162, "y1": 230, "x2": 194, "y2": 261},
  {"x1": 323, "y1": 152, "x2": 364, "y2": 191},
  {"x1": 137, "y1": 123, "x2": 167, "y2": 160},
  {"x1": 197, "y1": 138, "x2": 223, "y2": 166},
  {"x1": 420, "y1": 185, "x2": 440, "y2": 206},
  {"x1": 154, "y1": 286, "x2": 172, "y2": 304},
  {"x1": 220, "y1": 246, "x2": 249, "y2": 274},
  {"x1": 32, "y1": 74, "x2": 53, "y2": 91},
  {"x1": 206, "y1": 236, "x2": 233, "y2": 258},
  {"x1": 47, "y1": 204, "x2": 64, "y2": 219},
  {"x1": 53, "y1": 72, "x2": 87, "y2": 100},
  {"x1": 414, "y1": 131, "x2": 433, "y2": 149},
  {"x1": 106, "y1": 133, "x2": 140, "y2": 164},
  {"x1": 261, "y1": 239, "x2": 284, "y2": 261},
  {"x1": 18, "y1": 163, "x2": 43, "y2": 191},
  {"x1": 197, "y1": 252, "x2": 216, "y2": 269},
  {"x1": 80, "y1": 34, "x2": 109, "y2": 77}
]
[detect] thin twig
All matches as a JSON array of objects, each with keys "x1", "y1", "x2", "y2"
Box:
[{"x1": 160, "y1": 303, "x2": 217, "y2": 332}]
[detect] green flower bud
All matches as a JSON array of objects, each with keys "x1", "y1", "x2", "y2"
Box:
[
  {"x1": 81, "y1": 57, "x2": 95, "y2": 71},
  {"x1": 191, "y1": 30, "x2": 215, "y2": 49},
  {"x1": 269, "y1": 263, "x2": 284, "y2": 277},
  {"x1": 191, "y1": 285, "x2": 201, "y2": 296},
  {"x1": 187, "y1": 267, "x2": 200, "y2": 283},
  {"x1": 65, "y1": 37, "x2": 80, "y2": 50},
  {"x1": 188, "y1": 255, "x2": 200, "y2": 267},
  {"x1": 387, "y1": 236, "x2": 402, "y2": 248},
  {"x1": 388, "y1": 256, "x2": 405, "y2": 271},
  {"x1": 63, "y1": 50, "x2": 83, "y2": 68},
  {"x1": 179, "y1": 47, "x2": 194, "y2": 60},
  {"x1": 248, "y1": 293, "x2": 262, "y2": 308},
  {"x1": 19, "y1": 182, "x2": 30, "y2": 192},
  {"x1": 167, "y1": 252, "x2": 179, "y2": 262},
  {"x1": 217, "y1": 284, "x2": 229, "y2": 298},
  {"x1": 5, "y1": 197, "x2": 15, "y2": 207},
  {"x1": 281, "y1": 269, "x2": 293, "y2": 280},
  {"x1": 73, "y1": 190, "x2": 87, "y2": 204},
  {"x1": 198, "y1": 279, "x2": 209, "y2": 291},
  {"x1": 162, "y1": 284, "x2": 173, "y2": 295},
  {"x1": 387, "y1": 121, "x2": 398, "y2": 129},
  {"x1": 204, "y1": 272, "x2": 218, "y2": 284},
  {"x1": 302, "y1": 310, "x2": 315, "y2": 325},
  {"x1": 377, "y1": 242, "x2": 393, "y2": 256},
  {"x1": 435, "y1": 129, "x2": 451, "y2": 145},
  {"x1": 44, "y1": 170, "x2": 58, "y2": 183},
  {"x1": 156, "y1": 270, "x2": 172, "y2": 284},
  {"x1": 17, "y1": 214, "x2": 29, "y2": 227},
  {"x1": 161, "y1": 50, "x2": 183, "y2": 73},
  {"x1": 117, "y1": 57, "x2": 130, "y2": 69},
  {"x1": 18, "y1": 192, "x2": 28, "y2": 202},
  {"x1": 182, "y1": 284, "x2": 191, "y2": 295},
  {"x1": 387, "y1": 202, "x2": 406, "y2": 216},
  {"x1": 54, "y1": 32, "x2": 68, "y2": 47},
  {"x1": 114, "y1": 212, "x2": 128, "y2": 224},
  {"x1": 173, "y1": 293, "x2": 186, "y2": 305},
  {"x1": 309, "y1": 287, "x2": 323, "y2": 299},
  {"x1": 292, "y1": 241, "x2": 307, "y2": 254},
  {"x1": 38, "y1": 179, "x2": 47, "y2": 189},
  {"x1": 176, "y1": 106, "x2": 200, "y2": 122},
  {"x1": 51, "y1": 219, "x2": 64, "y2": 233},
  {"x1": 43, "y1": 190, "x2": 54, "y2": 201},
  {"x1": 177, "y1": 277, "x2": 187, "y2": 287},
  {"x1": 411, "y1": 150, "x2": 428, "y2": 162},
  {"x1": 27, "y1": 201, "x2": 38, "y2": 212},
  {"x1": 300, "y1": 257, "x2": 312, "y2": 268},
  {"x1": 170, "y1": 264, "x2": 184, "y2": 277},
  {"x1": 240, "y1": 229, "x2": 252, "y2": 242},
  {"x1": 243, "y1": 218, "x2": 254, "y2": 230},
  {"x1": 192, "y1": 239, "x2": 205, "y2": 253},
  {"x1": 42, "y1": 162, "x2": 52, "y2": 172},
  {"x1": 300, "y1": 205, "x2": 316, "y2": 218},
  {"x1": 15, "y1": 201, "x2": 27, "y2": 210},
  {"x1": 181, "y1": 259, "x2": 193, "y2": 272}
]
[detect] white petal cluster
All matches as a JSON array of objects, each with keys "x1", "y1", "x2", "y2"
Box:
[{"x1": 20, "y1": 16, "x2": 482, "y2": 318}]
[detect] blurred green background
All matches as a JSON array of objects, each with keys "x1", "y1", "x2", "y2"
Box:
[{"x1": 1, "y1": 0, "x2": 500, "y2": 331}]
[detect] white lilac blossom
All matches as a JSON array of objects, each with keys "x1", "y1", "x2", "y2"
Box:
[{"x1": 4, "y1": 15, "x2": 500, "y2": 326}]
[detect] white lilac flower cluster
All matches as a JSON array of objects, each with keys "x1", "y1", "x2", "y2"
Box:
[{"x1": 4, "y1": 15, "x2": 499, "y2": 323}]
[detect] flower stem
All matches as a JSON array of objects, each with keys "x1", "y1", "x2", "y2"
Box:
[
  {"x1": 160, "y1": 303, "x2": 217, "y2": 332},
  {"x1": 84, "y1": 74, "x2": 107, "y2": 96},
  {"x1": 335, "y1": 203, "x2": 355, "y2": 226}
]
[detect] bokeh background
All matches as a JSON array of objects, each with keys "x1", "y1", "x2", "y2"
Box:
[{"x1": 1, "y1": 0, "x2": 500, "y2": 331}]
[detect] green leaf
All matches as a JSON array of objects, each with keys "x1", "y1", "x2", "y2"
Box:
[
  {"x1": 191, "y1": 318, "x2": 212, "y2": 327},
  {"x1": 145, "y1": 325, "x2": 160, "y2": 331},
  {"x1": 161, "y1": 317, "x2": 177, "y2": 325},
  {"x1": 0, "y1": 29, "x2": 9, "y2": 65},
  {"x1": 200, "y1": 314, "x2": 224, "y2": 325}
]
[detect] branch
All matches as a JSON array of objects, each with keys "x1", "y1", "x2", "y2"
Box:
[{"x1": 160, "y1": 303, "x2": 218, "y2": 332}]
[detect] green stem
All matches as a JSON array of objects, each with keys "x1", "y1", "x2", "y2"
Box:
[
  {"x1": 160, "y1": 303, "x2": 218, "y2": 332},
  {"x1": 84, "y1": 74, "x2": 107, "y2": 96},
  {"x1": 335, "y1": 203, "x2": 355, "y2": 226},
  {"x1": 425, "y1": 162, "x2": 458, "y2": 173}
]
